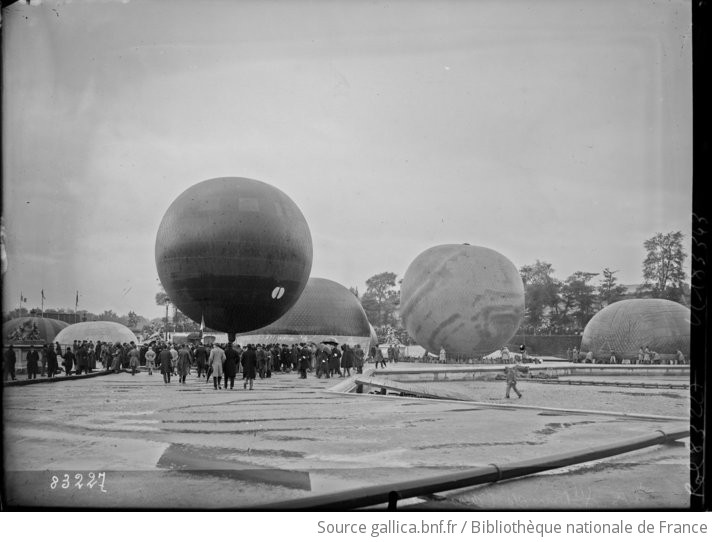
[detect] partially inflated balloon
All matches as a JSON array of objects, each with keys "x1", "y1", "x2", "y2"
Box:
[
  {"x1": 581, "y1": 299, "x2": 689, "y2": 359},
  {"x1": 400, "y1": 244, "x2": 524, "y2": 356}
]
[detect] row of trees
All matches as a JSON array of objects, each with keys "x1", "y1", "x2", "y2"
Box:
[
  {"x1": 4, "y1": 231, "x2": 687, "y2": 342},
  {"x1": 355, "y1": 231, "x2": 689, "y2": 339}
]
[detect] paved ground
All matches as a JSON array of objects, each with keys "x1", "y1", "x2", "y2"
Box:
[{"x1": 2, "y1": 362, "x2": 690, "y2": 509}]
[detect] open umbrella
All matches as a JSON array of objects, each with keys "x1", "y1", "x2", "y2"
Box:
[{"x1": 321, "y1": 337, "x2": 338, "y2": 346}]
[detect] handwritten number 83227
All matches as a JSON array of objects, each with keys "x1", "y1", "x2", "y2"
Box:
[{"x1": 50, "y1": 472, "x2": 107, "y2": 492}]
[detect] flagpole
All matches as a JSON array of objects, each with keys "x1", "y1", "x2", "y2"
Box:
[
  {"x1": 75, "y1": 290, "x2": 79, "y2": 323},
  {"x1": 41, "y1": 289, "x2": 44, "y2": 318}
]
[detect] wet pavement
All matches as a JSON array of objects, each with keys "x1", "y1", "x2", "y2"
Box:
[{"x1": 2, "y1": 362, "x2": 690, "y2": 509}]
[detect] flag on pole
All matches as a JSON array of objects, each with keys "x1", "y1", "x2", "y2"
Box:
[
  {"x1": 200, "y1": 314, "x2": 205, "y2": 331},
  {"x1": 75, "y1": 290, "x2": 79, "y2": 308},
  {"x1": 20, "y1": 292, "x2": 27, "y2": 303},
  {"x1": 41, "y1": 289, "x2": 46, "y2": 301}
]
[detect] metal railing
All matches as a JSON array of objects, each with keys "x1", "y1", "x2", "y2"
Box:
[{"x1": 256, "y1": 427, "x2": 689, "y2": 510}]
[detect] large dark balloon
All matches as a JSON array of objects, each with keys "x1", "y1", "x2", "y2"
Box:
[
  {"x1": 155, "y1": 177, "x2": 313, "y2": 334},
  {"x1": 235, "y1": 277, "x2": 371, "y2": 347},
  {"x1": 400, "y1": 244, "x2": 524, "y2": 357}
]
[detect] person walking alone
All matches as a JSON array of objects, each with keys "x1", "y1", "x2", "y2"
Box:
[
  {"x1": 374, "y1": 346, "x2": 386, "y2": 369},
  {"x1": 504, "y1": 365, "x2": 522, "y2": 399}
]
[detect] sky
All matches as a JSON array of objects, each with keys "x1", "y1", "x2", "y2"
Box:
[{"x1": 2, "y1": 0, "x2": 692, "y2": 320}]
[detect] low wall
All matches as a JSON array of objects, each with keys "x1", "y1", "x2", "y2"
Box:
[
  {"x1": 374, "y1": 364, "x2": 689, "y2": 383},
  {"x1": 507, "y1": 335, "x2": 582, "y2": 359}
]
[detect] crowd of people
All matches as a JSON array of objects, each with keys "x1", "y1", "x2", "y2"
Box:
[
  {"x1": 3, "y1": 340, "x2": 115, "y2": 380},
  {"x1": 567, "y1": 346, "x2": 688, "y2": 365},
  {"x1": 2, "y1": 338, "x2": 414, "y2": 383},
  {"x1": 1, "y1": 339, "x2": 380, "y2": 387},
  {"x1": 141, "y1": 340, "x2": 375, "y2": 389}
]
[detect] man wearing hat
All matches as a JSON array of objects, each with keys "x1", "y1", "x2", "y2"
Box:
[{"x1": 26, "y1": 345, "x2": 39, "y2": 380}]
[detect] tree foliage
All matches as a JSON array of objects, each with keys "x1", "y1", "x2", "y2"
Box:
[
  {"x1": 639, "y1": 231, "x2": 687, "y2": 301},
  {"x1": 519, "y1": 260, "x2": 561, "y2": 330},
  {"x1": 560, "y1": 271, "x2": 599, "y2": 329},
  {"x1": 361, "y1": 271, "x2": 400, "y2": 327},
  {"x1": 597, "y1": 268, "x2": 627, "y2": 307}
]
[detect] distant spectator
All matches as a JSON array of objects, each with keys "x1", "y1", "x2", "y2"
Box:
[
  {"x1": 158, "y1": 344, "x2": 173, "y2": 383},
  {"x1": 40, "y1": 345, "x2": 48, "y2": 376},
  {"x1": 144, "y1": 345, "x2": 156, "y2": 375},
  {"x1": 676, "y1": 350, "x2": 686, "y2": 365},
  {"x1": 353, "y1": 344, "x2": 365, "y2": 374},
  {"x1": 374, "y1": 346, "x2": 386, "y2": 369},
  {"x1": 241, "y1": 344, "x2": 257, "y2": 390},
  {"x1": 128, "y1": 342, "x2": 140, "y2": 376},
  {"x1": 47, "y1": 345, "x2": 58, "y2": 378},
  {"x1": 63, "y1": 347, "x2": 75, "y2": 376},
  {"x1": 4, "y1": 345, "x2": 17, "y2": 381},
  {"x1": 26, "y1": 346, "x2": 39, "y2": 380},
  {"x1": 169, "y1": 344, "x2": 179, "y2": 376},
  {"x1": 177, "y1": 344, "x2": 193, "y2": 384},
  {"x1": 208, "y1": 342, "x2": 225, "y2": 390},
  {"x1": 340, "y1": 344, "x2": 353, "y2": 378}
]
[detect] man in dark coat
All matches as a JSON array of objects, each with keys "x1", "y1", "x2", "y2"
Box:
[
  {"x1": 47, "y1": 345, "x2": 58, "y2": 378},
  {"x1": 40, "y1": 344, "x2": 48, "y2": 376},
  {"x1": 4, "y1": 345, "x2": 17, "y2": 381},
  {"x1": 223, "y1": 342, "x2": 239, "y2": 389},
  {"x1": 256, "y1": 345, "x2": 267, "y2": 378},
  {"x1": 76, "y1": 342, "x2": 88, "y2": 375},
  {"x1": 316, "y1": 346, "x2": 330, "y2": 378},
  {"x1": 340, "y1": 344, "x2": 354, "y2": 377},
  {"x1": 271, "y1": 345, "x2": 281, "y2": 373},
  {"x1": 63, "y1": 347, "x2": 75, "y2": 376},
  {"x1": 241, "y1": 344, "x2": 257, "y2": 390},
  {"x1": 353, "y1": 344, "x2": 365, "y2": 374},
  {"x1": 329, "y1": 345, "x2": 342, "y2": 378},
  {"x1": 120, "y1": 343, "x2": 130, "y2": 369},
  {"x1": 290, "y1": 344, "x2": 299, "y2": 372},
  {"x1": 158, "y1": 345, "x2": 173, "y2": 384},
  {"x1": 194, "y1": 343, "x2": 208, "y2": 378},
  {"x1": 281, "y1": 345, "x2": 291, "y2": 373},
  {"x1": 177, "y1": 344, "x2": 193, "y2": 383},
  {"x1": 26, "y1": 346, "x2": 40, "y2": 379},
  {"x1": 298, "y1": 344, "x2": 310, "y2": 379}
]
